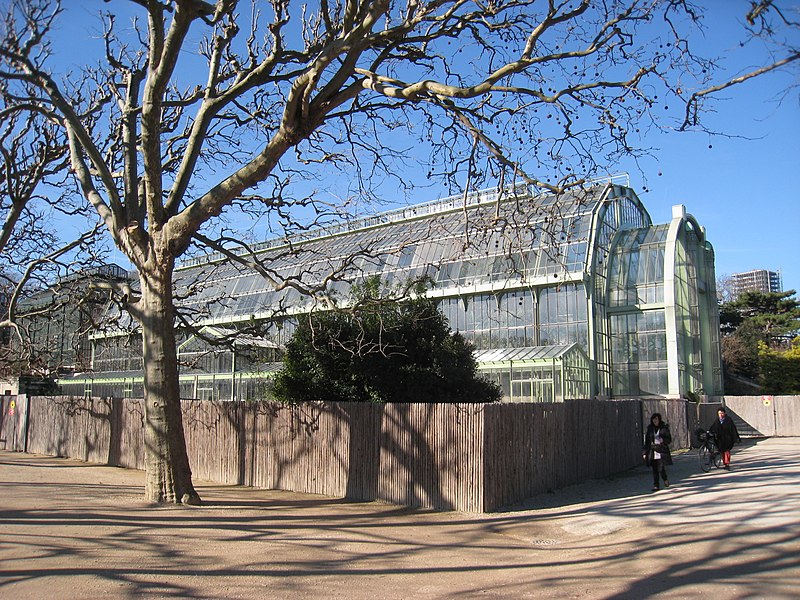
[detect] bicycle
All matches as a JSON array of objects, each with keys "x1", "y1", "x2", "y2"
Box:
[{"x1": 696, "y1": 429, "x2": 722, "y2": 472}]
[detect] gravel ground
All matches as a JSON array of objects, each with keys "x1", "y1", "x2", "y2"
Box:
[{"x1": 1, "y1": 438, "x2": 799, "y2": 599}]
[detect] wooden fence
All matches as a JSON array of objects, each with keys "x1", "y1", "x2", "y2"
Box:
[
  {"x1": 484, "y1": 401, "x2": 641, "y2": 509},
  {"x1": 6, "y1": 394, "x2": 799, "y2": 507},
  {"x1": 640, "y1": 397, "x2": 695, "y2": 448},
  {"x1": 9, "y1": 394, "x2": 798, "y2": 510},
  {"x1": 5, "y1": 396, "x2": 648, "y2": 512}
]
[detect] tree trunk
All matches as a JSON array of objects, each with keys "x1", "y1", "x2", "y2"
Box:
[{"x1": 139, "y1": 263, "x2": 200, "y2": 505}]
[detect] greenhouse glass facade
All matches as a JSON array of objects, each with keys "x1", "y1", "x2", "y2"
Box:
[{"x1": 60, "y1": 182, "x2": 723, "y2": 401}]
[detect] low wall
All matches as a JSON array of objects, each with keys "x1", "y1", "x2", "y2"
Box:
[
  {"x1": 17, "y1": 396, "x2": 642, "y2": 512},
  {"x1": 697, "y1": 395, "x2": 800, "y2": 438}
]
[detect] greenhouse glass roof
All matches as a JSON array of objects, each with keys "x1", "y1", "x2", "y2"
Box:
[
  {"x1": 179, "y1": 327, "x2": 282, "y2": 351},
  {"x1": 474, "y1": 344, "x2": 581, "y2": 364},
  {"x1": 171, "y1": 182, "x2": 645, "y2": 325}
]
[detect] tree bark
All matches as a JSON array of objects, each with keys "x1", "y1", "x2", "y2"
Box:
[{"x1": 139, "y1": 259, "x2": 200, "y2": 505}]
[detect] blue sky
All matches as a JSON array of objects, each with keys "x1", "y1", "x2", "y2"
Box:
[
  {"x1": 626, "y1": 72, "x2": 799, "y2": 293},
  {"x1": 45, "y1": 2, "x2": 800, "y2": 293},
  {"x1": 609, "y1": 1, "x2": 800, "y2": 293}
]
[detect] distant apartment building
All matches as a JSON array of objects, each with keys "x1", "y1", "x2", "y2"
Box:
[{"x1": 731, "y1": 269, "x2": 782, "y2": 298}]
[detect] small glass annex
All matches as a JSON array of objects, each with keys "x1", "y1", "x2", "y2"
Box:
[{"x1": 62, "y1": 181, "x2": 723, "y2": 402}]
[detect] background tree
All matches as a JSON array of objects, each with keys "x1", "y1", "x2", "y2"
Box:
[
  {"x1": 716, "y1": 275, "x2": 736, "y2": 304},
  {"x1": 720, "y1": 289, "x2": 800, "y2": 386},
  {"x1": 757, "y1": 338, "x2": 800, "y2": 395},
  {"x1": 0, "y1": 85, "x2": 107, "y2": 378},
  {"x1": 1, "y1": 264, "x2": 132, "y2": 382},
  {"x1": 273, "y1": 278, "x2": 501, "y2": 404},
  {"x1": 1, "y1": 0, "x2": 797, "y2": 504}
]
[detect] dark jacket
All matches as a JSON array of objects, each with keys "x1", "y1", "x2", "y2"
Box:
[
  {"x1": 709, "y1": 415, "x2": 740, "y2": 452},
  {"x1": 644, "y1": 423, "x2": 673, "y2": 465}
]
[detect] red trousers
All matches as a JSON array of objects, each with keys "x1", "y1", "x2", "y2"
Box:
[{"x1": 722, "y1": 450, "x2": 731, "y2": 465}]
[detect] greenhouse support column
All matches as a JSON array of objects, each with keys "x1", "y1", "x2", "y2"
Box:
[
  {"x1": 231, "y1": 348, "x2": 236, "y2": 401},
  {"x1": 663, "y1": 205, "x2": 685, "y2": 396}
]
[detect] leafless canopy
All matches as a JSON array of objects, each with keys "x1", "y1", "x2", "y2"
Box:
[
  {"x1": 0, "y1": 1, "x2": 796, "y2": 284},
  {"x1": 0, "y1": 99, "x2": 105, "y2": 358}
]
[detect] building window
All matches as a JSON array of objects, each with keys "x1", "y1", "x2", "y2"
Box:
[
  {"x1": 610, "y1": 310, "x2": 668, "y2": 396},
  {"x1": 538, "y1": 283, "x2": 588, "y2": 349}
]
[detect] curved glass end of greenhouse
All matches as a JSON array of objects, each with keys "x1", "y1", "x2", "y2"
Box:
[
  {"x1": 604, "y1": 205, "x2": 722, "y2": 399},
  {"x1": 61, "y1": 182, "x2": 723, "y2": 402}
]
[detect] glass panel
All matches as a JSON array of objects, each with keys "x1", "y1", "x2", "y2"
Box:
[{"x1": 610, "y1": 309, "x2": 668, "y2": 396}]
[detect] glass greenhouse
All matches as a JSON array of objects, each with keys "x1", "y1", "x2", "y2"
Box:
[{"x1": 61, "y1": 181, "x2": 723, "y2": 401}]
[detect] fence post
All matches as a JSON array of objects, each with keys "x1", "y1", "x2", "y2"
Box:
[
  {"x1": 773, "y1": 397, "x2": 778, "y2": 437},
  {"x1": 22, "y1": 395, "x2": 30, "y2": 453},
  {"x1": 637, "y1": 399, "x2": 644, "y2": 447}
]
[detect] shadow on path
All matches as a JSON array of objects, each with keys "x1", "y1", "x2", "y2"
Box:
[{"x1": 0, "y1": 438, "x2": 798, "y2": 599}]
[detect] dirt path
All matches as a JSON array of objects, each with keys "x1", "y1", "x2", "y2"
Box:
[{"x1": 1, "y1": 438, "x2": 799, "y2": 599}]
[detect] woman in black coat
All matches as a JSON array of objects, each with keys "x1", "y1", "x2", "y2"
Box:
[
  {"x1": 709, "y1": 406, "x2": 740, "y2": 469},
  {"x1": 643, "y1": 413, "x2": 672, "y2": 491}
]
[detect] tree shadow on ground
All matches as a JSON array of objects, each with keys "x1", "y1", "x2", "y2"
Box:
[
  {"x1": 501, "y1": 437, "x2": 771, "y2": 511},
  {"x1": 0, "y1": 439, "x2": 798, "y2": 598}
]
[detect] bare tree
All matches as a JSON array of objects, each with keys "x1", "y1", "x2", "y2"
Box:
[
  {"x1": 0, "y1": 0, "x2": 796, "y2": 504},
  {"x1": 717, "y1": 274, "x2": 736, "y2": 304},
  {"x1": 0, "y1": 80, "x2": 110, "y2": 375}
]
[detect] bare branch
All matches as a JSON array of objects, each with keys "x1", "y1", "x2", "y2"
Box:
[{"x1": 681, "y1": 51, "x2": 800, "y2": 131}]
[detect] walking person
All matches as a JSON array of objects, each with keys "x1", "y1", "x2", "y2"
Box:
[
  {"x1": 643, "y1": 412, "x2": 672, "y2": 491},
  {"x1": 709, "y1": 406, "x2": 741, "y2": 469}
]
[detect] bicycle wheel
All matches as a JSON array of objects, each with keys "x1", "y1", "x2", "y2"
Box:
[
  {"x1": 710, "y1": 443, "x2": 723, "y2": 468},
  {"x1": 698, "y1": 445, "x2": 713, "y2": 472}
]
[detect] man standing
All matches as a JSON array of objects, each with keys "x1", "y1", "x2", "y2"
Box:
[{"x1": 709, "y1": 406, "x2": 741, "y2": 469}]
